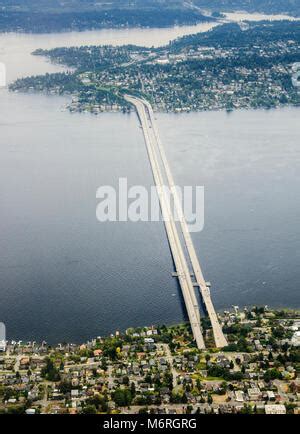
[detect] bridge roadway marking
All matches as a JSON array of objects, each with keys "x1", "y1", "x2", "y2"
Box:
[{"x1": 125, "y1": 95, "x2": 205, "y2": 350}]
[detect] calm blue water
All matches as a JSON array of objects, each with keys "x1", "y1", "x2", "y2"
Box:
[
  {"x1": 0, "y1": 28, "x2": 299, "y2": 343},
  {"x1": 159, "y1": 109, "x2": 300, "y2": 314}
]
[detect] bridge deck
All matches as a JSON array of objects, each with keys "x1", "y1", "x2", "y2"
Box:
[{"x1": 125, "y1": 94, "x2": 227, "y2": 349}]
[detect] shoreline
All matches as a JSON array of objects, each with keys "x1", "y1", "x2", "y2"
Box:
[
  {"x1": 4, "y1": 306, "x2": 300, "y2": 346},
  {"x1": 0, "y1": 20, "x2": 216, "y2": 36}
]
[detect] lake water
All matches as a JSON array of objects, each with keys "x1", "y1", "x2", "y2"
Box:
[{"x1": 0, "y1": 17, "x2": 299, "y2": 343}]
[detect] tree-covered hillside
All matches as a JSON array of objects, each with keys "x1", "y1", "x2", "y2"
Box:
[
  {"x1": 0, "y1": 0, "x2": 213, "y2": 33},
  {"x1": 193, "y1": 0, "x2": 300, "y2": 17},
  {"x1": 168, "y1": 20, "x2": 300, "y2": 51},
  {"x1": 10, "y1": 20, "x2": 300, "y2": 113}
]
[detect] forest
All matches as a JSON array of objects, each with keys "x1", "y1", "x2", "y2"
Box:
[{"x1": 0, "y1": 0, "x2": 214, "y2": 33}]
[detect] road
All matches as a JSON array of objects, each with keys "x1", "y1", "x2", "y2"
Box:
[
  {"x1": 126, "y1": 95, "x2": 227, "y2": 348},
  {"x1": 125, "y1": 94, "x2": 205, "y2": 350},
  {"x1": 142, "y1": 98, "x2": 227, "y2": 348},
  {"x1": 159, "y1": 344, "x2": 178, "y2": 389}
]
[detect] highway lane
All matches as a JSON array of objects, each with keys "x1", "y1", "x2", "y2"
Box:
[{"x1": 126, "y1": 94, "x2": 227, "y2": 348}]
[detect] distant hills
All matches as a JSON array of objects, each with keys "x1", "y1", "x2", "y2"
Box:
[
  {"x1": 0, "y1": 0, "x2": 299, "y2": 33},
  {"x1": 0, "y1": 0, "x2": 214, "y2": 33}
]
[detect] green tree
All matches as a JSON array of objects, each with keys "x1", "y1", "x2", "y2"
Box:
[
  {"x1": 41, "y1": 358, "x2": 61, "y2": 382},
  {"x1": 263, "y1": 368, "x2": 282, "y2": 382},
  {"x1": 82, "y1": 405, "x2": 97, "y2": 414},
  {"x1": 130, "y1": 382, "x2": 136, "y2": 398},
  {"x1": 113, "y1": 388, "x2": 132, "y2": 407}
]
